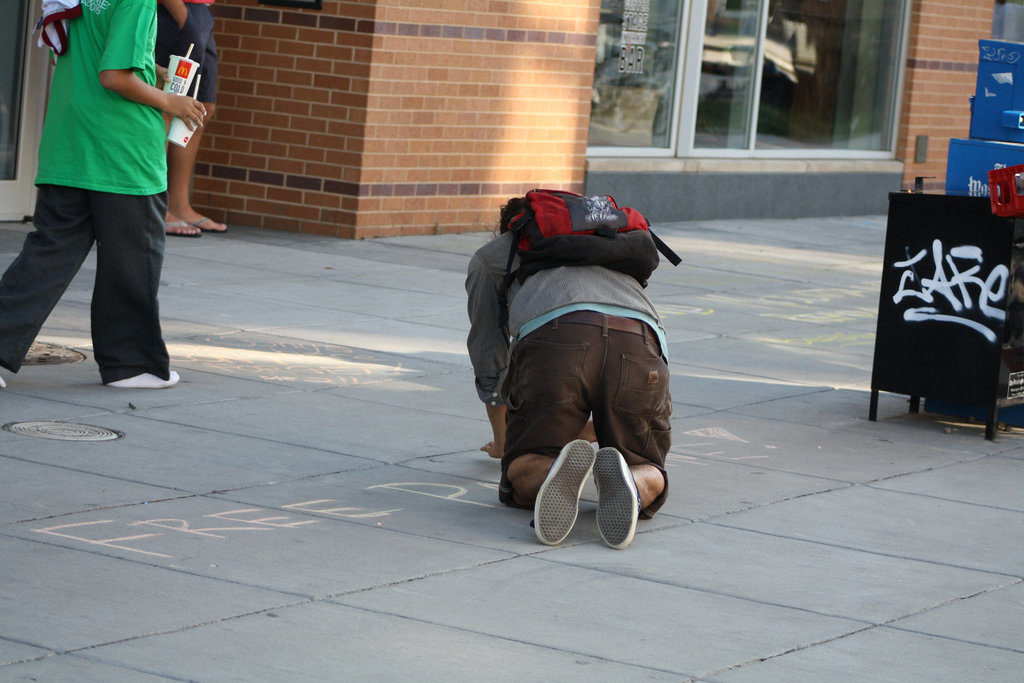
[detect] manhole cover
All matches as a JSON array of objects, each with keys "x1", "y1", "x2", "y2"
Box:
[
  {"x1": 23, "y1": 342, "x2": 86, "y2": 365},
  {"x1": 2, "y1": 422, "x2": 123, "y2": 441}
]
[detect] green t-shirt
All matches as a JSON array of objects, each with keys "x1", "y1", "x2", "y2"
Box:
[{"x1": 36, "y1": 0, "x2": 166, "y2": 195}]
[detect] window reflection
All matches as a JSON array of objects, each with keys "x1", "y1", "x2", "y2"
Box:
[
  {"x1": 756, "y1": 0, "x2": 901, "y2": 151},
  {"x1": 694, "y1": 0, "x2": 903, "y2": 152},
  {"x1": 589, "y1": 0, "x2": 682, "y2": 148},
  {"x1": 695, "y1": 0, "x2": 761, "y2": 148}
]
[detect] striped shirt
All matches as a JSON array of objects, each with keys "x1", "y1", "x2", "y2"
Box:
[{"x1": 466, "y1": 231, "x2": 667, "y2": 405}]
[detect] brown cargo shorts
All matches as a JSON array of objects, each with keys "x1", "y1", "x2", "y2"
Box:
[{"x1": 499, "y1": 311, "x2": 672, "y2": 517}]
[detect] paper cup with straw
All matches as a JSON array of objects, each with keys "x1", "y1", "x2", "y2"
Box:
[
  {"x1": 167, "y1": 73, "x2": 201, "y2": 148},
  {"x1": 163, "y1": 43, "x2": 198, "y2": 95}
]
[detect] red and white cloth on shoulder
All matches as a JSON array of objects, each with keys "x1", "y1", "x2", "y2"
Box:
[{"x1": 35, "y1": 0, "x2": 82, "y2": 56}]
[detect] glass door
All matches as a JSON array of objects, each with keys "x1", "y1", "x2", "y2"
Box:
[{"x1": 0, "y1": 0, "x2": 48, "y2": 221}]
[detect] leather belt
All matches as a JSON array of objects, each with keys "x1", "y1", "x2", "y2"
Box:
[{"x1": 557, "y1": 310, "x2": 648, "y2": 335}]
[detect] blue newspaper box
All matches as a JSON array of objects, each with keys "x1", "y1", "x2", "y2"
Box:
[
  {"x1": 945, "y1": 137, "x2": 1024, "y2": 196},
  {"x1": 970, "y1": 39, "x2": 1024, "y2": 143},
  {"x1": 911, "y1": 41, "x2": 1024, "y2": 432}
]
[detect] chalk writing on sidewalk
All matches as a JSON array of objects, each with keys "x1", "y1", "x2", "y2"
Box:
[
  {"x1": 761, "y1": 331, "x2": 874, "y2": 348},
  {"x1": 31, "y1": 485, "x2": 496, "y2": 559},
  {"x1": 891, "y1": 239, "x2": 1008, "y2": 343},
  {"x1": 667, "y1": 426, "x2": 770, "y2": 466},
  {"x1": 32, "y1": 508, "x2": 322, "y2": 559},
  {"x1": 684, "y1": 427, "x2": 748, "y2": 442},
  {"x1": 657, "y1": 304, "x2": 714, "y2": 317},
  {"x1": 283, "y1": 499, "x2": 401, "y2": 518},
  {"x1": 366, "y1": 482, "x2": 495, "y2": 507},
  {"x1": 34, "y1": 520, "x2": 172, "y2": 559}
]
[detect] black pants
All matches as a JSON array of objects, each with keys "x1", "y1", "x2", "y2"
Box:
[{"x1": 0, "y1": 185, "x2": 171, "y2": 383}]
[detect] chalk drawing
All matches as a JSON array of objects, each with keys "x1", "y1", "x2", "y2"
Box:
[
  {"x1": 31, "y1": 485, "x2": 498, "y2": 560},
  {"x1": 760, "y1": 310, "x2": 876, "y2": 325},
  {"x1": 682, "y1": 427, "x2": 748, "y2": 442},
  {"x1": 283, "y1": 499, "x2": 401, "y2": 518},
  {"x1": 711, "y1": 287, "x2": 874, "y2": 307},
  {"x1": 657, "y1": 304, "x2": 715, "y2": 317},
  {"x1": 669, "y1": 426, "x2": 771, "y2": 465},
  {"x1": 763, "y1": 332, "x2": 874, "y2": 348},
  {"x1": 204, "y1": 508, "x2": 320, "y2": 528},
  {"x1": 367, "y1": 482, "x2": 496, "y2": 507},
  {"x1": 892, "y1": 239, "x2": 1008, "y2": 342},
  {"x1": 33, "y1": 520, "x2": 172, "y2": 559},
  {"x1": 128, "y1": 519, "x2": 273, "y2": 538},
  {"x1": 33, "y1": 507, "x2": 320, "y2": 559}
]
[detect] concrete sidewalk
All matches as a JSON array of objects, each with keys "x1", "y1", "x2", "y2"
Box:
[{"x1": 0, "y1": 214, "x2": 1021, "y2": 681}]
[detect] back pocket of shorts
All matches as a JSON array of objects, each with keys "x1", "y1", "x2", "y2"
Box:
[
  {"x1": 612, "y1": 353, "x2": 671, "y2": 416},
  {"x1": 506, "y1": 339, "x2": 588, "y2": 409}
]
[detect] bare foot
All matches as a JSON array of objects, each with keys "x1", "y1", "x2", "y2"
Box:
[
  {"x1": 169, "y1": 205, "x2": 227, "y2": 233},
  {"x1": 165, "y1": 218, "x2": 201, "y2": 237}
]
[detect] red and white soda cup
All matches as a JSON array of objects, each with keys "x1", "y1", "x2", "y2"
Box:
[{"x1": 164, "y1": 53, "x2": 199, "y2": 95}]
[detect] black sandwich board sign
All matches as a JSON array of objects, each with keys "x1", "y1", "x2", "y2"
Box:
[{"x1": 869, "y1": 192, "x2": 1024, "y2": 439}]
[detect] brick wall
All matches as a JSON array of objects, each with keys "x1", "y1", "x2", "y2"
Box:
[
  {"x1": 897, "y1": 2, "x2": 994, "y2": 191},
  {"x1": 196, "y1": 0, "x2": 600, "y2": 238}
]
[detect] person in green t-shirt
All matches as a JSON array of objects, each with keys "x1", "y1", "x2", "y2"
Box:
[{"x1": 0, "y1": 0, "x2": 207, "y2": 389}]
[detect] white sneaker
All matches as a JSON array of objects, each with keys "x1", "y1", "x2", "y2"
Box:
[
  {"x1": 105, "y1": 371, "x2": 180, "y2": 389},
  {"x1": 593, "y1": 447, "x2": 640, "y2": 549},
  {"x1": 533, "y1": 439, "x2": 596, "y2": 546}
]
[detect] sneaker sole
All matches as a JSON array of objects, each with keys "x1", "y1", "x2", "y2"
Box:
[
  {"x1": 534, "y1": 440, "x2": 596, "y2": 545},
  {"x1": 594, "y1": 447, "x2": 639, "y2": 549}
]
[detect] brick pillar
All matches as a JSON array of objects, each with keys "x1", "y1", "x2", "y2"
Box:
[
  {"x1": 198, "y1": 0, "x2": 599, "y2": 238},
  {"x1": 896, "y1": 3, "x2": 994, "y2": 192}
]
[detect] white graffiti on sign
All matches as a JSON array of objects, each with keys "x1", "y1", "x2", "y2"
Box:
[{"x1": 892, "y1": 239, "x2": 1008, "y2": 343}]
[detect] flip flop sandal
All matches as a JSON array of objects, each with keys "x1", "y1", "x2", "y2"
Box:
[
  {"x1": 166, "y1": 221, "x2": 201, "y2": 238},
  {"x1": 191, "y1": 217, "x2": 227, "y2": 233}
]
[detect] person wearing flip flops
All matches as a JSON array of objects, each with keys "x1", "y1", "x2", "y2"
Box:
[
  {"x1": 156, "y1": 0, "x2": 227, "y2": 237},
  {"x1": 466, "y1": 197, "x2": 672, "y2": 549}
]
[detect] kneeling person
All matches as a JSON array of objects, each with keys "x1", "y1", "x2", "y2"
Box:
[{"x1": 465, "y1": 194, "x2": 672, "y2": 549}]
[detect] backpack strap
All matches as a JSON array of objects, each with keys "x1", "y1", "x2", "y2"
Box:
[
  {"x1": 649, "y1": 228, "x2": 682, "y2": 266},
  {"x1": 497, "y1": 208, "x2": 533, "y2": 336}
]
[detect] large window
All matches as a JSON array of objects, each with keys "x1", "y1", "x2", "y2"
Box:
[
  {"x1": 590, "y1": 0, "x2": 908, "y2": 155},
  {"x1": 756, "y1": 0, "x2": 902, "y2": 151},
  {"x1": 589, "y1": 0, "x2": 683, "y2": 148}
]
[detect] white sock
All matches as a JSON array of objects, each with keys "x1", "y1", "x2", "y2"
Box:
[
  {"x1": 0, "y1": 375, "x2": 5, "y2": 388},
  {"x1": 106, "y1": 371, "x2": 180, "y2": 389}
]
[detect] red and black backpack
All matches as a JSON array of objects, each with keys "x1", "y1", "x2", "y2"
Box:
[{"x1": 500, "y1": 189, "x2": 681, "y2": 301}]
